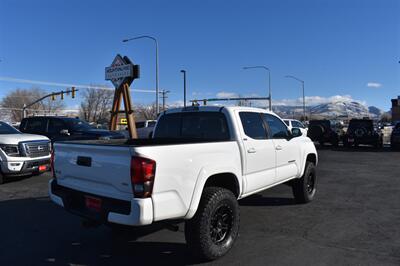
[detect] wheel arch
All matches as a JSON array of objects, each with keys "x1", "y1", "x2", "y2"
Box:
[{"x1": 185, "y1": 170, "x2": 241, "y2": 220}]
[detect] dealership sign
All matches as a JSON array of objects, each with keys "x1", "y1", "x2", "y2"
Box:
[{"x1": 105, "y1": 54, "x2": 137, "y2": 88}]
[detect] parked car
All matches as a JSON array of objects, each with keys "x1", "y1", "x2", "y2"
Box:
[
  {"x1": 343, "y1": 119, "x2": 383, "y2": 148},
  {"x1": 19, "y1": 116, "x2": 125, "y2": 142},
  {"x1": 283, "y1": 119, "x2": 308, "y2": 136},
  {"x1": 49, "y1": 106, "x2": 318, "y2": 261},
  {"x1": 307, "y1": 119, "x2": 339, "y2": 146},
  {"x1": 136, "y1": 120, "x2": 157, "y2": 138},
  {"x1": 0, "y1": 121, "x2": 50, "y2": 184},
  {"x1": 390, "y1": 122, "x2": 400, "y2": 150}
]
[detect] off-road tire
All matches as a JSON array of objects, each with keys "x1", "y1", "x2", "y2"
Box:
[
  {"x1": 292, "y1": 162, "x2": 317, "y2": 204},
  {"x1": 185, "y1": 187, "x2": 239, "y2": 261},
  {"x1": 309, "y1": 125, "x2": 324, "y2": 141}
]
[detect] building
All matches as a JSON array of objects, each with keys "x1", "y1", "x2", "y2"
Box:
[{"x1": 392, "y1": 96, "x2": 400, "y2": 122}]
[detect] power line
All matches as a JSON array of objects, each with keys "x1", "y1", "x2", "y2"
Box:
[{"x1": 0, "y1": 76, "x2": 156, "y2": 93}]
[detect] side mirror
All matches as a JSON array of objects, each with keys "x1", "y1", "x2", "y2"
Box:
[
  {"x1": 60, "y1": 129, "x2": 70, "y2": 136},
  {"x1": 291, "y1": 128, "x2": 302, "y2": 138}
]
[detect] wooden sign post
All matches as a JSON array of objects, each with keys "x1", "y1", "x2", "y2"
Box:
[{"x1": 105, "y1": 54, "x2": 140, "y2": 139}]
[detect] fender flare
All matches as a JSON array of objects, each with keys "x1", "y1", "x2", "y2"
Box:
[{"x1": 184, "y1": 165, "x2": 241, "y2": 220}]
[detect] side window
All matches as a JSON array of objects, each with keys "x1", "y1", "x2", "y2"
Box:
[
  {"x1": 24, "y1": 118, "x2": 47, "y2": 133},
  {"x1": 239, "y1": 112, "x2": 267, "y2": 140},
  {"x1": 135, "y1": 122, "x2": 145, "y2": 128},
  {"x1": 262, "y1": 114, "x2": 289, "y2": 139},
  {"x1": 292, "y1": 121, "x2": 305, "y2": 128},
  {"x1": 283, "y1": 120, "x2": 290, "y2": 126},
  {"x1": 48, "y1": 119, "x2": 67, "y2": 134}
]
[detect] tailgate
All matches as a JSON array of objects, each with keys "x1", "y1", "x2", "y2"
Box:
[{"x1": 54, "y1": 143, "x2": 133, "y2": 200}]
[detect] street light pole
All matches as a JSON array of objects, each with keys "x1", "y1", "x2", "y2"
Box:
[
  {"x1": 285, "y1": 75, "x2": 306, "y2": 121},
  {"x1": 123, "y1": 35, "x2": 160, "y2": 114},
  {"x1": 243, "y1": 66, "x2": 271, "y2": 111},
  {"x1": 180, "y1": 70, "x2": 187, "y2": 107}
]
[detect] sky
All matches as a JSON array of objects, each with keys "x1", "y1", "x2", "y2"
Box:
[{"x1": 0, "y1": 0, "x2": 399, "y2": 111}]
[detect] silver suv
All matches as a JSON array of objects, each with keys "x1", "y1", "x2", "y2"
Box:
[{"x1": 0, "y1": 121, "x2": 51, "y2": 184}]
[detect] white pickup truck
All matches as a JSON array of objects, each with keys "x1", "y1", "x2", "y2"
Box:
[{"x1": 49, "y1": 106, "x2": 318, "y2": 260}]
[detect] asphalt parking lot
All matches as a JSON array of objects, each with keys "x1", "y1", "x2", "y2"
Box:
[{"x1": 0, "y1": 147, "x2": 399, "y2": 266}]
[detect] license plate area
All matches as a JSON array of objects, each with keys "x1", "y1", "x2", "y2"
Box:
[{"x1": 85, "y1": 196, "x2": 102, "y2": 212}]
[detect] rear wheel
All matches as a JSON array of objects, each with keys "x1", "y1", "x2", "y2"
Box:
[
  {"x1": 292, "y1": 162, "x2": 317, "y2": 204},
  {"x1": 185, "y1": 187, "x2": 239, "y2": 261}
]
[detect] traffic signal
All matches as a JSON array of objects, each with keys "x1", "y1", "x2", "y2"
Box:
[
  {"x1": 71, "y1": 87, "x2": 76, "y2": 98},
  {"x1": 51, "y1": 94, "x2": 56, "y2": 101},
  {"x1": 61, "y1": 91, "x2": 64, "y2": 100}
]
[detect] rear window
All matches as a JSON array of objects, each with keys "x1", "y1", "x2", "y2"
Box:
[
  {"x1": 154, "y1": 112, "x2": 230, "y2": 140},
  {"x1": 147, "y1": 121, "x2": 156, "y2": 127},
  {"x1": 348, "y1": 120, "x2": 373, "y2": 131},
  {"x1": 22, "y1": 118, "x2": 47, "y2": 132}
]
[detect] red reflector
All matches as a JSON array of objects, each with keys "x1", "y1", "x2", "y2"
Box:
[
  {"x1": 38, "y1": 165, "x2": 47, "y2": 172},
  {"x1": 85, "y1": 196, "x2": 102, "y2": 212}
]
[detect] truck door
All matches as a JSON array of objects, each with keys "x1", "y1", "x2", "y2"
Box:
[
  {"x1": 262, "y1": 114, "x2": 300, "y2": 182},
  {"x1": 238, "y1": 112, "x2": 276, "y2": 194}
]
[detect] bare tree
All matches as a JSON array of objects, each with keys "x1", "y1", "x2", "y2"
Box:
[
  {"x1": 79, "y1": 87, "x2": 114, "y2": 124},
  {"x1": 380, "y1": 112, "x2": 392, "y2": 123},
  {"x1": 1, "y1": 88, "x2": 65, "y2": 122},
  {"x1": 135, "y1": 104, "x2": 158, "y2": 120}
]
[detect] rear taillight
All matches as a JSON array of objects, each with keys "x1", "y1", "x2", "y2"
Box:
[
  {"x1": 50, "y1": 149, "x2": 56, "y2": 178},
  {"x1": 130, "y1": 156, "x2": 156, "y2": 198}
]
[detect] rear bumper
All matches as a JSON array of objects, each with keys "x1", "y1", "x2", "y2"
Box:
[{"x1": 49, "y1": 179, "x2": 153, "y2": 226}]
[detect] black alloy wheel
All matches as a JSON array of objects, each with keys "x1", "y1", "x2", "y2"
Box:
[{"x1": 210, "y1": 205, "x2": 233, "y2": 244}]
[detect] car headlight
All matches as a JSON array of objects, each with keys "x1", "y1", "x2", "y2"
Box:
[{"x1": 0, "y1": 144, "x2": 20, "y2": 156}]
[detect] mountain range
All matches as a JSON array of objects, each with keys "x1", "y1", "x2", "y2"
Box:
[{"x1": 271, "y1": 101, "x2": 384, "y2": 119}]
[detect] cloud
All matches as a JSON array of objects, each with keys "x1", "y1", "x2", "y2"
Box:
[
  {"x1": 216, "y1": 91, "x2": 239, "y2": 98},
  {"x1": 367, "y1": 82, "x2": 382, "y2": 88}
]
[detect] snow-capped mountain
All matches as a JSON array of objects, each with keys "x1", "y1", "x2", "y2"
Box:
[{"x1": 271, "y1": 101, "x2": 383, "y2": 119}]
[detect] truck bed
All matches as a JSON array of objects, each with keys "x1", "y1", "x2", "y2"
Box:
[{"x1": 57, "y1": 137, "x2": 234, "y2": 147}]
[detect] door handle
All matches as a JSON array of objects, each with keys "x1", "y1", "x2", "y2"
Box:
[
  {"x1": 275, "y1": 145, "x2": 283, "y2": 151},
  {"x1": 247, "y1": 148, "x2": 256, "y2": 153}
]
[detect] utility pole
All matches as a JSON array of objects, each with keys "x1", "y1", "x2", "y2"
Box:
[
  {"x1": 160, "y1": 90, "x2": 170, "y2": 111},
  {"x1": 180, "y1": 70, "x2": 187, "y2": 107}
]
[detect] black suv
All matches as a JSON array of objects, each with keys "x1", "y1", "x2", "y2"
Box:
[
  {"x1": 343, "y1": 119, "x2": 382, "y2": 148},
  {"x1": 307, "y1": 120, "x2": 340, "y2": 146},
  {"x1": 20, "y1": 117, "x2": 125, "y2": 142},
  {"x1": 391, "y1": 122, "x2": 400, "y2": 150}
]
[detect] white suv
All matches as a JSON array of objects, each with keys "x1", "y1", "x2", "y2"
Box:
[
  {"x1": 0, "y1": 121, "x2": 51, "y2": 184},
  {"x1": 283, "y1": 119, "x2": 308, "y2": 136}
]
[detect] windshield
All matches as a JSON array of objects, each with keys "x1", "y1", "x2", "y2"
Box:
[
  {"x1": 0, "y1": 122, "x2": 21, "y2": 134},
  {"x1": 64, "y1": 118, "x2": 93, "y2": 131}
]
